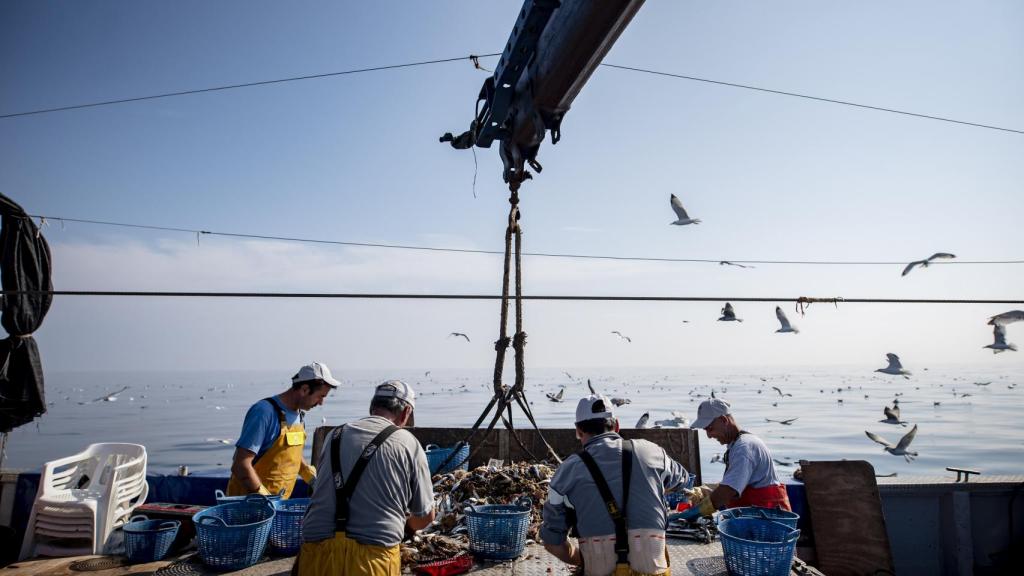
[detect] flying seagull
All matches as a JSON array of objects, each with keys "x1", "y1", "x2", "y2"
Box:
[
  {"x1": 79, "y1": 385, "x2": 130, "y2": 405},
  {"x1": 876, "y1": 353, "x2": 911, "y2": 377},
  {"x1": 775, "y1": 306, "x2": 799, "y2": 334},
  {"x1": 984, "y1": 324, "x2": 1018, "y2": 354},
  {"x1": 669, "y1": 194, "x2": 701, "y2": 225},
  {"x1": 718, "y1": 302, "x2": 743, "y2": 322},
  {"x1": 635, "y1": 412, "x2": 650, "y2": 429},
  {"x1": 901, "y1": 253, "x2": 956, "y2": 277},
  {"x1": 587, "y1": 379, "x2": 597, "y2": 394},
  {"x1": 865, "y1": 424, "x2": 919, "y2": 462},
  {"x1": 988, "y1": 310, "x2": 1024, "y2": 326},
  {"x1": 546, "y1": 388, "x2": 565, "y2": 402},
  {"x1": 765, "y1": 417, "x2": 798, "y2": 425},
  {"x1": 611, "y1": 331, "x2": 632, "y2": 343},
  {"x1": 881, "y1": 404, "x2": 907, "y2": 426},
  {"x1": 771, "y1": 387, "x2": 793, "y2": 398},
  {"x1": 719, "y1": 261, "x2": 753, "y2": 269},
  {"x1": 448, "y1": 332, "x2": 471, "y2": 342}
]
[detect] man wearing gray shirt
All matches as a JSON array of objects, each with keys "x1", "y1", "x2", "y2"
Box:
[
  {"x1": 541, "y1": 395, "x2": 691, "y2": 576},
  {"x1": 296, "y1": 381, "x2": 434, "y2": 576},
  {"x1": 688, "y1": 398, "x2": 791, "y2": 514}
]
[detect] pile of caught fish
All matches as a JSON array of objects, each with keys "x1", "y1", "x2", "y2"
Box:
[{"x1": 399, "y1": 462, "x2": 555, "y2": 564}]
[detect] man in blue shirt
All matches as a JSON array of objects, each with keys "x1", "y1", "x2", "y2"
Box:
[{"x1": 226, "y1": 362, "x2": 339, "y2": 498}]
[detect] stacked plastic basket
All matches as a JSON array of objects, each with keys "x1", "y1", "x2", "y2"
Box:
[
  {"x1": 193, "y1": 494, "x2": 276, "y2": 570},
  {"x1": 717, "y1": 507, "x2": 800, "y2": 576},
  {"x1": 270, "y1": 498, "x2": 310, "y2": 555},
  {"x1": 425, "y1": 443, "x2": 470, "y2": 475},
  {"x1": 465, "y1": 502, "x2": 530, "y2": 561},
  {"x1": 122, "y1": 515, "x2": 180, "y2": 563}
]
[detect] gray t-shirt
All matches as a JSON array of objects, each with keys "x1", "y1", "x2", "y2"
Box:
[
  {"x1": 540, "y1": 432, "x2": 691, "y2": 545},
  {"x1": 302, "y1": 416, "x2": 434, "y2": 547},
  {"x1": 720, "y1": 432, "x2": 781, "y2": 495}
]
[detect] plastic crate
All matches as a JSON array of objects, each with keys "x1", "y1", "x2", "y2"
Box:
[
  {"x1": 718, "y1": 517, "x2": 799, "y2": 576},
  {"x1": 193, "y1": 495, "x2": 276, "y2": 570},
  {"x1": 425, "y1": 443, "x2": 470, "y2": 475},
  {"x1": 413, "y1": 553, "x2": 474, "y2": 575},
  {"x1": 269, "y1": 498, "x2": 309, "y2": 555},
  {"x1": 213, "y1": 488, "x2": 285, "y2": 505},
  {"x1": 123, "y1": 515, "x2": 180, "y2": 563},
  {"x1": 719, "y1": 506, "x2": 800, "y2": 530},
  {"x1": 465, "y1": 504, "x2": 530, "y2": 561}
]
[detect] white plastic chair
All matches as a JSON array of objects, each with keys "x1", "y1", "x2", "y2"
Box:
[{"x1": 19, "y1": 443, "x2": 148, "y2": 559}]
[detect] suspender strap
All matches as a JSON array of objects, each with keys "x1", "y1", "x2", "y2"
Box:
[
  {"x1": 263, "y1": 397, "x2": 287, "y2": 426},
  {"x1": 577, "y1": 439, "x2": 634, "y2": 565},
  {"x1": 330, "y1": 424, "x2": 400, "y2": 532}
]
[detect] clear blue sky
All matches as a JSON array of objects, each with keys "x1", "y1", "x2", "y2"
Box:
[{"x1": 2, "y1": 1, "x2": 1022, "y2": 373}]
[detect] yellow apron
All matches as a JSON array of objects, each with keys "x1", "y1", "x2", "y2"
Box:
[
  {"x1": 226, "y1": 397, "x2": 306, "y2": 499},
  {"x1": 295, "y1": 532, "x2": 400, "y2": 576}
]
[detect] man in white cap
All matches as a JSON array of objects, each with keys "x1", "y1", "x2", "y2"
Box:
[
  {"x1": 688, "y1": 398, "x2": 791, "y2": 514},
  {"x1": 296, "y1": 380, "x2": 434, "y2": 576},
  {"x1": 227, "y1": 362, "x2": 339, "y2": 499},
  {"x1": 540, "y1": 395, "x2": 691, "y2": 576}
]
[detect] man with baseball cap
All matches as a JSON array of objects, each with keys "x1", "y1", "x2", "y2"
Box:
[
  {"x1": 688, "y1": 398, "x2": 791, "y2": 514},
  {"x1": 227, "y1": 362, "x2": 339, "y2": 499},
  {"x1": 296, "y1": 380, "x2": 434, "y2": 575},
  {"x1": 540, "y1": 395, "x2": 691, "y2": 576}
]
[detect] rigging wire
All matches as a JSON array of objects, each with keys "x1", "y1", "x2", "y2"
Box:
[
  {"x1": 0, "y1": 53, "x2": 502, "y2": 119},
  {"x1": 5, "y1": 291, "x2": 1022, "y2": 305},
  {"x1": 26, "y1": 213, "x2": 1024, "y2": 267}
]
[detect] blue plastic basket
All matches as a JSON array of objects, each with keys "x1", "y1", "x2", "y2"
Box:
[
  {"x1": 214, "y1": 488, "x2": 285, "y2": 505},
  {"x1": 719, "y1": 506, "x2": 800, "y2": 530},
  {"x1": 269, "y1": 498, "x2": 309, "y2": 555},
  {"x1": 664, "y1": 475, "x2": 696, "y2": 509},
  {"x1": 465, "y1": 504, "x2": 530, "y2": 560},
  {"x1": 718, "y1": 517, "x2": 800, "y2": 576},
  {"x1": 193, "y1": 495, "x2": 276, "y2": 570},
  {"x1": 425, "y1": 443, "x2": 470, "y2": 475},
  {"x1": 123, "y1": 515, "x2": 180, "y2": 563}
]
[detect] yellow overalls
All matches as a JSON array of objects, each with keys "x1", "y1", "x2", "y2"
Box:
[{"x1": 226, "y1": 397, "x2": 307, "y2": 499}]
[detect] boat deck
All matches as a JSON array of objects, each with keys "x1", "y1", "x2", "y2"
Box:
[{"x1": 2, "y1": 540, "x2": 750, "y2": 576}]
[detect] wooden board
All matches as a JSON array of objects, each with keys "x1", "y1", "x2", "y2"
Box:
[{"x1": 801, "y1": 460, "x2": 895, "y2": 576}]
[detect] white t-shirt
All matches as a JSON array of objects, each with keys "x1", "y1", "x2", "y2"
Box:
[{"x1": 720, "y1": 432, "x2": 781, "y2": 495}]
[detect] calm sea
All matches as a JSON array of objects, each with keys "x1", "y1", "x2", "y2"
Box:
[{"x1": 3, "y1": 365, "x2": 1022, "y2": 483}]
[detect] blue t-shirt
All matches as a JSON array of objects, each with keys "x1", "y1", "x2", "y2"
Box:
[{"x1": 236, "y1": 396, "x2": 303, "y2": 460}]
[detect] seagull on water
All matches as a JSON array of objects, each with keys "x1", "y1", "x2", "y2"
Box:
[
  {"x1": 546, "y1": 388, "x2": 565, "y2": 402},
  {"x1": 775, "y1": 306, "x2": 799, "y2": 334},
  {"x1": 653, "y1": 411, "x2": 690, "y2": 428},
  {"x1": 901, "y1": 252, "x2": 956, "y2": 277},
  {"x1": 988, "y1": 310, "x2": 1024, "y2": 326},
  {"x1": 718, "y1": 302, "x2": 743, "y2": 322},
  {"x1": 610, "y1": 397, "x2": 631, "y2": 407},
  {"x1": 635, "y1": 412, "x2": 650, "y2": 429},
  {"x1": 611, "y1": 331, "x2": 632, "y2": 343},
  {"x1": 983, "y1": 324, "x2": 1018, "y2": 354},
  {"x1": 876, "y1": 353, "x2": 911, "y2": 377},
  {"x1": 669, "y1": 194, "x2": 701, "y2": 225},
  {"x1": 765, "y1": 417, "x2": 798, "y2": 425},
  {"x1": 865, "y1": 424, "x2": 919, "y2": 462},
  {"x1": 79, "y1": 385, "x2": 130, "y2": 405},
  {"x1": 448, "y1": 332, "x2": 471, "y2": 342}
]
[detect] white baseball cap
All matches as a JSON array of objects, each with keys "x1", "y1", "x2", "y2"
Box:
[
  {"x1": 373, "y1": 380, "x2": 416, "y2": 409},
  {"x1": 691, "y1": 398, "x2": 731, "y2": 429},
  {"x1": 575, "y1": 394, "x2": 615, "y2": 424},
  {"x1": 292, "y1": 362, "x2": 340, "y2": 388}
]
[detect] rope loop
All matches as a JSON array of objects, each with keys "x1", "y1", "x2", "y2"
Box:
[{"x1": 494, "y1": 336, "x2": 511, "y2": 352}]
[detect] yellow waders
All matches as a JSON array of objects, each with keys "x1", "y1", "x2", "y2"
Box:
[
  {"x1": 296, "y1": 532, "x2": 400, "y2": 576},
  {"x1": 226, "y1": 397, "x2": 306, "y2": 499}
]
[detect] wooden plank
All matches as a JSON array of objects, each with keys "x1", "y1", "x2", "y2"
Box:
[{"x1": 801, "y1": 460, "x2": 895, "y2": 576}]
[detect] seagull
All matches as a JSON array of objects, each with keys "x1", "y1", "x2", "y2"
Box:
[
  {"x1": 983, "y1": 324, "x2": 1018, "y2": 354},
  {"x1": 765, "y1": 417, "x2": 798, "y2": 425},
  {"x1": 564, "y1": 371, "x2": 575, "y2": 381},
  {"x1": 718, "y1": 302, "x2": 743, "y2": 322},
  {"x1": 865, "y1": 424, "x2": 919, "y2": 462},
  {"x1": 771, "y1": 387, "x2": 793, "y2": 398},
  {"x1": 635, "y1": 412, "x2": 650, "y2": 429},
  {"x1": 611, "y1": 331, "x2": 632, "y2": 343},
  {"x1": 987, "y1": 310, "x2": 1024, "y2": 326},
  {"x1": 901, "y1": 253, "x2": 956, "y2": 277},
  {"x1": 875, "y1": 353, "x2": 911, "y2": 377},
  {"x1": 775, "y1": 306, "x2": 799, "y2": 334},
  {"x1": 587, "y1": 379, "x2": 597, "y2": 395},
  {"x1": 205, "y1": 438, "x2": 234, "y2": 445},
  {"x1": 669, "y1": 194, "x2": 701, "y2": 225},
  {"x1": 79, "y1": 385, "x2": 130, "y2": 405},
  {"x1": 881, "y1": 404, "x2": 907, "y2": 426},
  {"x1": 448, "y1": 332, "x2": 471, "y2": 342},
  {"x1": 653, "y1": 411, "x2": 690, "y2": 428},
  {"x1": 610, "y1": 397, "x2": 631, "y2": 407},
  {"x1": 719, "y1": 261, "x2": 753, "y2": 269},
  {"x1": 546, "y1": 388, "x2": 565, "y2": 402},
  {"x1": 425, "y1": 371, "x2": 431, "y2": 377}
]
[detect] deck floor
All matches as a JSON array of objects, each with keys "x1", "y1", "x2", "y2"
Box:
[{"x1": 2, "y1": 540, "x2": 736, "y2": 576}]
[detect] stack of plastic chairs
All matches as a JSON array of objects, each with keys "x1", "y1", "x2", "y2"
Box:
[{"x1": 19, "y1": 443, "x2": 149, "y2": 559}]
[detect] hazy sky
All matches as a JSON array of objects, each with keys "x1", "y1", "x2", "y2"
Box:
[{"x1": 2, "y1": 1, "x2": 1022, "y2": 373}]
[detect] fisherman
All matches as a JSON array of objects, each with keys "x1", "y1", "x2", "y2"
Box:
[
  {"x1": 296, "y1": 380, "x2": 434, "y2": 576},
  {"x1": 687, "y1": 398, "x2": 791, "y2": 514},
  {"x1": 226, "y1": 362, "x2": 338, "y2": 499},
  {"x1": 541, "y1": 394, "x2": 691, "y2": 576}
]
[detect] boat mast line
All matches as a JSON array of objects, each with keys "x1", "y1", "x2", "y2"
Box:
[{"x1": 6, "y1": 291, "x2": 1024, "y2": 305}]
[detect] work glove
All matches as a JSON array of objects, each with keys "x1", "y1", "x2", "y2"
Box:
[
  {"x1": 685, "y1": 484, "x2": 718, "y2": 517},
  {"x1": 300, "y1": 462, "x2": 317, "y2": 485}
]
